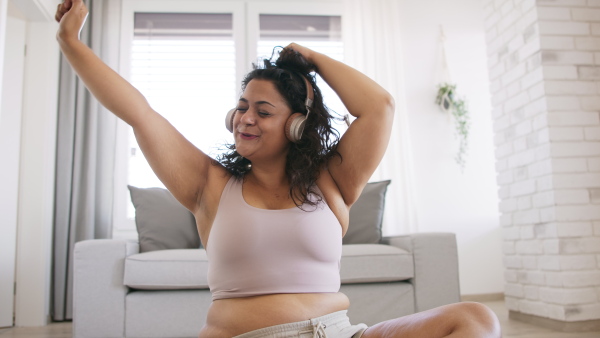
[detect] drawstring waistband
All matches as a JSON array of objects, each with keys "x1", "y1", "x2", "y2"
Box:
[
  {"x1": 299, "y1": 321, "x2": 327, "y2": 337},
  {"x1": 231, "y1": 310, "x2": 367, "y2": 338},
  {"x1": 313, "y1": 322, "x2": 327, "y2": 338}
]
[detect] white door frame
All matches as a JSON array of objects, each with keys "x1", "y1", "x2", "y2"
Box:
[{"x1": 0, "y1": 1, "x2": 26, "y2": 328}]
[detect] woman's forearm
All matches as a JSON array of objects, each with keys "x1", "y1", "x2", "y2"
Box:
[
  {"x1": 309, "y1": 51, "x2": 395, "y2": 118},
  {"x1": 58, "y1": 37, "x2": 153, "y2": 127}
]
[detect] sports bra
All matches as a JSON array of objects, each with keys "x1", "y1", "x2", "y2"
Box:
[{"x1": 206, "y1": 176, "x2": 342, "y2": 300}]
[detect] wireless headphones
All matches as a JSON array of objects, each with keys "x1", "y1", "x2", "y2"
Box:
[{"x1": 225, "y1": 74, "x2": 314, "y2": 143}]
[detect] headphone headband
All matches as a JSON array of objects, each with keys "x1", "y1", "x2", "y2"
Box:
[{"x1": 300, "y1": 75, "x2": 314, "y2": 117}]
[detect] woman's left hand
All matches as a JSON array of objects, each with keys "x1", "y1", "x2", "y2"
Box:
[{"x1": 284, "y1": 43, "x2": 316, "y2": 64}]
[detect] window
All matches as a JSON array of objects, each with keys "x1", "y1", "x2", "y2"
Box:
[
  {"x1": 127, "y1": 13, "x2": 236, "y2": 219},
  {"x1": 257, "y1": 14, "x2": 346, "y2": 124},
  {"x1": 113, "y1": 1, "x2": 344, "y2": 238}
]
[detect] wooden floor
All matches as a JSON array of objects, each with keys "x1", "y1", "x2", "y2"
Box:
[{"x1": 1, "y1": 300, "x2": 599, "y2": 337}]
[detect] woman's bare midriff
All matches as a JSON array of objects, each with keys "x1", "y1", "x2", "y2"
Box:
[{"x1": 198, "y1": 292, "x2": 350, "y2": 338}]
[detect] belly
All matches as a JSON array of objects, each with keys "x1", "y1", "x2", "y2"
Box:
[{"x1": 198, "y1": 292, "x2": 350, "y2": 338}]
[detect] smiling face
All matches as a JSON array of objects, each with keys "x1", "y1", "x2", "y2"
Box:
[{"x1": 233, "y1": 79, "x2": 293, "y2": 163}]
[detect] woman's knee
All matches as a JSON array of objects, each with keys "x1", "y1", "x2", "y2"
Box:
[
  {"x1": 362, "y1": 302, "x2": 501, "y2": 338},
  {"x1": 453, "y1": 302, "x2": 501, "y2": 337}
]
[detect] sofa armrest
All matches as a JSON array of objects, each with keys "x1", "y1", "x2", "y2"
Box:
[
  {"x1": 73, "y1": 239, "x2": 139, "y2": 338},
  {"x1": 382, "y1": 233, "x2": 460, "y2": 312}
]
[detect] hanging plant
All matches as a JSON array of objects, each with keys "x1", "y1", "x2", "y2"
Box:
[{"x1": 435, "y1": 83, "x2": 470, "y2": 171}]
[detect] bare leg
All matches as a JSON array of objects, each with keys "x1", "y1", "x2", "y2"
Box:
[{"x1": 361, "y1": 302, "x2": 501, "y2": 338}]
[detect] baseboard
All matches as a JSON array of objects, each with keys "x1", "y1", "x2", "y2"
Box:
[
  {"x1": 460, "y1": 293, "x2": 504, "y2": 302},
  {"x1": 509, "y1": 310, "x2": 600, "y2": 332}
]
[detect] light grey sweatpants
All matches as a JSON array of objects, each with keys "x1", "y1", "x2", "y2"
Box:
[{"x1": 233, "y1": 310, "x2": 368, "y2": 338}]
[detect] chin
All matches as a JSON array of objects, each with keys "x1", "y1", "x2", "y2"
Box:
[{"x1": 234, "y1": 146, "x2": 253, "y2": 159}]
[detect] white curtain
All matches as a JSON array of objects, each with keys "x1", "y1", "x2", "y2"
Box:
[
  {"x1": 342, "y1": 0, "x2": 418, "y2": 235},
  {"x1": 53, "y1": 0, "x2": 121, "y2": 321}
]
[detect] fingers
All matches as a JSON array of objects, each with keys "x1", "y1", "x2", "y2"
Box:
[
  {"x1": 55, "y1": 0, "x2": 85, "y2": 23},
  {"x1": 282, "y1": 42, "x2": 315, "y2": 64},
  {"x1": 281, "y1": 43, "x2": 300, "y2": 57},
  {"x1": 283, "y1": 43, "x2": 311, "y2": 57},
  {"x1": 285, "y1": 42, "x2": 306, "y2": 51},
  {"x1": 55, "y1": 0, "x2": 89, "y2": 42},
  {"x1": 283, "y1": 42, "x2": 299, "y2": 53},
  {"x1": 55, "y1": 0, "x2": 72, "y2": 22},
  {"x1": 55, "y1": 4, "x2": 65, "y2": 22}
]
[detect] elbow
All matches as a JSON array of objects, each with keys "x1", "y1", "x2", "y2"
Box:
[{"x1": 381, "y1": 93, "x2": 395, "y2": 122}]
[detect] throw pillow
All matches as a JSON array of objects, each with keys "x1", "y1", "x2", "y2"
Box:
[
  {"x1": 343, "y1": 180, "x2": 391, "y2": 245},
  {"x1": 128, "y1": 185, "x2": 201, "y2": 252}
]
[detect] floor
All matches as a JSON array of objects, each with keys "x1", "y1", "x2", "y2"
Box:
[
  {"x1": 0, "y1": 301, "x2": 599, "y2": 337},
  {"x1": 485, "y1": 301, "x2": 600, "y2": 338}
]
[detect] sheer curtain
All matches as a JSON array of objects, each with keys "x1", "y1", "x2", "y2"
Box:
[
  {"x1": 52, "y1": 0, "x2": 121, "y2": 321},
  {"x1": 342, "y1": 0, "x2": 418, "y2": 235}
]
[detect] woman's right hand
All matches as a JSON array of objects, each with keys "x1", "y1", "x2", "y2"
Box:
[{"x1": 55, "y1": 0, "x2": 89, "y2": 43}]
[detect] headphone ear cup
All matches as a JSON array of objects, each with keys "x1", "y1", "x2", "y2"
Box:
[
  {"x1": 225, "y1": 108, "x2": 236, "y2": 133},
  {"x1": 285, "y1": 113, "x2": 307, "y2": 143}
]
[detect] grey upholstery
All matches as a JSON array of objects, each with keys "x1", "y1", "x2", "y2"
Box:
[
  {"x1": 124, "y1": 249, "x2": 210, "y2": 290},
  {"x1": 73, "y1": 233, "x2": 460, "y2": 337},
  {"x1": 382, "y1": 233, "x2": 461, "y2": 312}
]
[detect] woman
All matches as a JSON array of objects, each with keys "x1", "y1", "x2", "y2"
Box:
[{"x1": 56, "y1": 1, "x2": 501, "y2": 337}]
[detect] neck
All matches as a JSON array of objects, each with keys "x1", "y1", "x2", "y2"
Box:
[{"x1": 245, "y1": 163, "x2": 288, "y2": 190}]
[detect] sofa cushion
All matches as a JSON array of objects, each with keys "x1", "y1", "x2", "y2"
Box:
[
  {"x1": 125, "y1": 244, "x2": 413, "y2": 290},
  {"x1": 340, "y1": 244, "x2": 413, "y2": 283},
  {"x1": 124, "y1": 249, "x2": 209, "y2": 290},
  {"x1": 128, "y1": 185, "x2": 201, "y2": 253},
  {"x1": 344, "y1": 180, "x2": 391, "y2": 245}
]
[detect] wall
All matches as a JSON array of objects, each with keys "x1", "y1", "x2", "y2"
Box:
[
  {"x1": 14, "y1": 19, "x2": 60, "y2": 327},
  {"x1": 482, "y1": 0, "x2": 600, "y2": 328},
  {"x1": 11, "y1": 0, "x2": 57, "y2": 20},
  {"x1": 0, "y1": 0, "x2": 60, "y2": 327},
  {"x1": 397, "y1": 0, "x2": 503, "y2": 296},
  {"x1": 0, "y1": 1, "x2": 25, "y2": 328}
]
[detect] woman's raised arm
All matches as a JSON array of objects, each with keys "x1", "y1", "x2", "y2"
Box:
[
  {"x1": 287, "y1": 43, "x2": 395, "y2": 207},
  {"x1": 56, "y1": 0, "x2": 219, "y2": 212}
]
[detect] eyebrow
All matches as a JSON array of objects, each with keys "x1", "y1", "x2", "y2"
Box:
[{"x1": 239, "y1": 98, "x2": 276, "y2": 108}]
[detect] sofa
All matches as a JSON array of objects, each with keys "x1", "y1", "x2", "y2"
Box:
[{"x1": 72, "y1": 182, "x2": 461, "y2": 337}]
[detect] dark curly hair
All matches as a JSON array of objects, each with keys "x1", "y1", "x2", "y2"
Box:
[{"x1": 216, "y1": 47, "x2": 342, "y2": 209}]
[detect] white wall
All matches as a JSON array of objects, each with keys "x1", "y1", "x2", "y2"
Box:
[
  {"x1": 0, "y1": 0, "x2": 60, "y2": 327},
  {"x1": 14, "y1": 19, "x2": 60, "y2": 326},
  {"x1": 11, "y1": 0, "x2": 57, "y2": 21},
  {"x1": 397, "y1": 0, "x2": 504, "y2": 296},
  {"x1": 0, "y1": 1, "x2": 25, "y2": 328}
]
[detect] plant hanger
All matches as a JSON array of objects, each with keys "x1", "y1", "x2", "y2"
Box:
[
  {"x1": 435, "y1": 25, "x2": 470, "y2": 171},
  {"x1": 436, "y1": 26, "x2": 453, "y2": 117}
]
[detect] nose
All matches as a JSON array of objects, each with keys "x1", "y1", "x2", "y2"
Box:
[{"x1": 239, "y1": 109, "x2": 256, "y2": 126}]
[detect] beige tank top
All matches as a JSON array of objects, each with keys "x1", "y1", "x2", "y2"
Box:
[{"x1": 207, "y1": 176, "x2": 342, "y2": 300}]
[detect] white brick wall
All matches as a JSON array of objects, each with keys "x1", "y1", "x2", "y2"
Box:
[{"x1": 483, "y1": 0, "x2": 600, "y2": 324}]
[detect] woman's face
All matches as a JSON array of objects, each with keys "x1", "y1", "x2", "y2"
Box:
[{"x1": 233, "y1": 79, "x2": 292, "y2": 162}]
